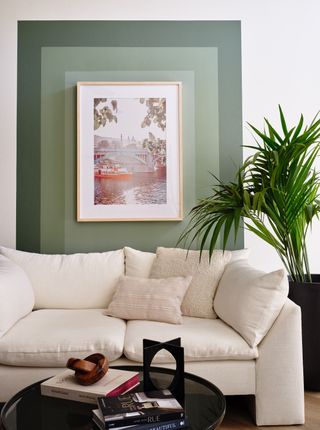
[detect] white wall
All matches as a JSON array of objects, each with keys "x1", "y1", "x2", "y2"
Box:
[{"x1": 1, "y1": 0, "x2": 320, "y2": 272}]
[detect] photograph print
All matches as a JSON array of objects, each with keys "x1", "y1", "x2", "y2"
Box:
[{"x1": 77, "y1": 82, "x2": 182, "y2": 221}]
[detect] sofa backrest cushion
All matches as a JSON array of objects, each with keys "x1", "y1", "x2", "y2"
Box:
[
  {"x1": 213, "y1": 260, "x2": 289, "y2": 347},
  {"x1": 0, "y1": 255, "x2": 35, "y2": 338},
  {"x1": 106, "y1": 275, "x2": 192, "y2": 324},
  {"x1": 229, "y1": 248, "x2": 251, "y2": 262},
  {"x1": 149, "y1": 247, "x2": 232, "y2": 319},
  {"x1": 0, "y1": 247, "x2": 124, "y2": 309},
  {"x1": 124, "y1": 247, "x2": 156, "y2": 277},
  {"x1": 125, "y1": 247, "x2": 250, "y2": 278}
]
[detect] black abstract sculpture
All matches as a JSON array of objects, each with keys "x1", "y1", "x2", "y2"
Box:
[{"x1": 143, "y1": 338, "x2": 184, "y2": 404}]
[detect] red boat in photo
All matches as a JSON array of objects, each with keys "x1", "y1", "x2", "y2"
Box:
[{"x1": 94, "y1": 162, "x2": 133, "y2": 179}]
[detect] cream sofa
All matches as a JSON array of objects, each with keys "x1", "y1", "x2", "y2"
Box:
[{"x1": 0, "y1": 246, "x2": 304, "y2": 426}]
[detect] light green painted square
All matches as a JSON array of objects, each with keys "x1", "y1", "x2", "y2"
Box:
[{"x1": 41, "y1": 47, "x2": 218, "y2": 253}]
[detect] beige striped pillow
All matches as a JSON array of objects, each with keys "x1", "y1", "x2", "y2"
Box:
[{"x1": 105, "y1": 275, "x2": 192, "y2": 324}]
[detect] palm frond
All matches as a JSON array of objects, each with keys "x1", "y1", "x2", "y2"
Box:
[{"x1": 179, "y1": 106, "x2": 320, "y2": 282}]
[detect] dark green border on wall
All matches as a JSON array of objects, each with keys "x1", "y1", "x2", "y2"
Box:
[{"x1": 17, "y1": 21, "x2": 242, "y2": 253}]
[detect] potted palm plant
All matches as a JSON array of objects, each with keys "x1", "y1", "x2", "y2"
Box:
[{"x1": 179, "y1": 106, "x2": 320, "y2": 389}]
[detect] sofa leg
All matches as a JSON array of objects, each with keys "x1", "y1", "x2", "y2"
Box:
[
  {"x1": 0, "y1": 403, "x2": 5, "y2": 430},
  {"x1": 242, "y1": 395, "x2": 256, "y2": 424}
]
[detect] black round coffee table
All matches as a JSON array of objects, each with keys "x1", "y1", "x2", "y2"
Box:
[{"x1": 1, "y1": 366, "x2": 225, "y2": 430}]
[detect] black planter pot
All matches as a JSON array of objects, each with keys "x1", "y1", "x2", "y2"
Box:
[{"x1": 288, "y1": 275, "x2": 320, "y2": 391}]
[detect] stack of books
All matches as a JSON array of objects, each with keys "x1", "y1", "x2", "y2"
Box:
[
  {"x1": 40, "y1": 368, "x2": 140, "y2": 404},
  {"x1": 92, "y1": 389, "x2": 187, "y2": 430}
]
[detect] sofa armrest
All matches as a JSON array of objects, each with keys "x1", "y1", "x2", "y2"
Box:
[
  {"x1": 255, "y1": 298, "x2": 304, "y2": 426},
  {"x1": 0, "y1": 255, "x2": 35, "y2": 338}
]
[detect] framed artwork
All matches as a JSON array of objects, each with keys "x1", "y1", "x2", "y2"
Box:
[{"x1": 77, "y1": 82, "x2": 182, "y2": 221}]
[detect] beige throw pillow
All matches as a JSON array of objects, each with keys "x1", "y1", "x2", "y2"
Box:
[
  {"x1": 150, "y1": 247, "x2": 232, "y2": 319},
  {"x1": 214, "y1": 260, "x2": 289, "y2": 347},
  {"x1": 105, "y1": 275, "x2": 192, "y2": 324}
]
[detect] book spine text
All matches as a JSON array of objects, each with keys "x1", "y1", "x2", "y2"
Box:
[{"x1": 105, "y1": 411, "x2": 185, "y2": 428}]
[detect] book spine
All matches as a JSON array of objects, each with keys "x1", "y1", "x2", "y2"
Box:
[
  {"x1": 92, "y1": 415, "x2": 105, "y2": 430},
  {"x1": 93, "y1": 415, "x2": 187, "y2": 430},
  {"x1": 107, "y1": 374, "x2": 140, "y2": 397},
  {"x1": 120, "y1": 418, "x2": 187, "y2": 430},
  {"x1": 41, "y1": 385, "x2": 97, "y2": 404},
  {"x1": 105, "y1": 411, "x2": 185, "y2": 429},
  {"x1": 41, "y1": 372, "x2": 140, "y2": 404}
]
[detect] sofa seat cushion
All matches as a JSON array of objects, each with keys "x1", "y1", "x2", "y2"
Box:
[
  {"x1": 124, "y1": 317, "x2": 258, "y2": 363},
  {"x1": 0, "y1": 309, "x2": 126, "y2": 366}
]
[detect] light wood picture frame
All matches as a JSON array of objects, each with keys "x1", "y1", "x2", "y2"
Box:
[{"x1": 77, "y1": 82, "x2": 182, "y2": 222}]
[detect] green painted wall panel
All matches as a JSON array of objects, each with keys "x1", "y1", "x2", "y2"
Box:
[
  {"x1": 17, "y1": 21, "x2": 243, "y2": 253},
  {"x1": 41, "y1": 47, "x2": 217, "y2": 252}
]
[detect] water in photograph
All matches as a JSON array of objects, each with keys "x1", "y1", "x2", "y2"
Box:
[{"x1": 94, "y1": 172, "x2": 167, "y2": 205}]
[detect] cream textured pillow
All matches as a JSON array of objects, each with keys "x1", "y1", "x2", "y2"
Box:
[
  {"x1": 124, "y1": 247, "x2": 156, "y2": 277},
  {"x1": 214, "y1": 260, "x2": 289, "y2": 347},
  {"x1": 150, "y1": 247, "x2": 232, "y2": 319},
  {"x1": 106, "y1": 275, "x2": 192, "y2": 324},
  {"x1": 0, "y1": 255, "x2": 35, "y2": 338}
]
